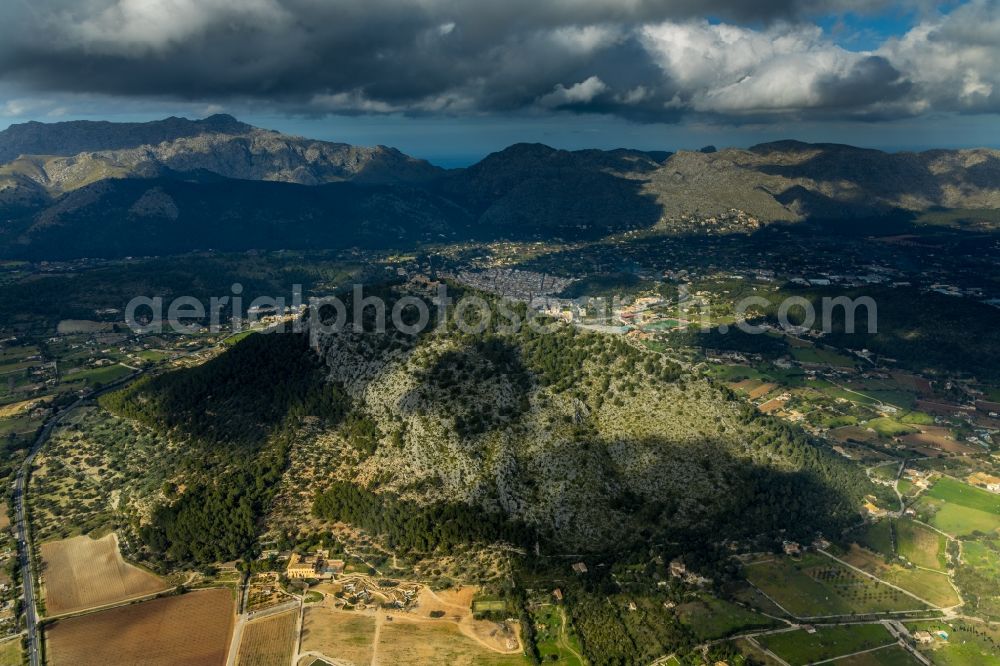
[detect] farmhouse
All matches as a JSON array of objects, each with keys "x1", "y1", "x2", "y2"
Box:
[
  {"x1": 287, "y1": 552, "x2": 344, "y2": 580},
  {"x1": 913, "y1": 631, "x2": 933, "y2": 644},
  {"x1": 286, "y1": 553, "x2": 319, "y2": 579}
]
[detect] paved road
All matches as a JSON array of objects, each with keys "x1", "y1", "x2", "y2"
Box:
[
  {"x1": 13, "y1": 372, "x2": 142, "y2": 666},
  {"x1": 14, "y1": 433, "x2": 44, "y2": 666}
]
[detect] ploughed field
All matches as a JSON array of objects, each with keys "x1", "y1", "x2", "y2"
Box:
[
  {"x1": 44, "y1": 588, "x2": 235, "y2": 666},
  {"x1": 40, "y1": 534, "x2": 167, "y2": 615}
]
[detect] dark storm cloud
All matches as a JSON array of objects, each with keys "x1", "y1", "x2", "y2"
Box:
[
  {"x1": 0, "y1": 0, "x2": 996, "y2": 123},
  {"x1": 814, "y1": 56, "x2": 912, "y2": 110},
  {"x1": 0, "y1": 1, "x2": 813, "y2": 97}
]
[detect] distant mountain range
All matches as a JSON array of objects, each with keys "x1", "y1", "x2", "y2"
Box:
[{"x1": 1, "y1": 115, "x2": 999, "y2": 259}]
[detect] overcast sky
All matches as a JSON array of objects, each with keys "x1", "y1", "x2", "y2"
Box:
[{"x1": 1, "y1": 0, "x2": 998, "y2": 165}]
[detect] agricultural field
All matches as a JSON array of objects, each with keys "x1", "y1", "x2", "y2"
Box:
[
  {"x1": 900, "y1": 430, "x2": 979, "y2": 456},
  {"x1": 706, "y1": 364, "x2": 771, "y2": 383},
  {"x1": 41, "y1": 533, "x2": 168, "y2": 615},
  {"x1": 59, "y1": 363, "x2": 132, "y2": 387},
  {"x1": 757, "y1": 624, "x2": 896, "y2": 665},
  {"x1": 896, "y1": 519, "x2": 948, "y2": 571},
  {"x1": 961, "y1": 540, "x2": 1000, "y2": 573},
  {"x1": 833, "y1": 645, "x2": 922, "y2": 666},
  {"x1": 866, "y1": 418, "x2": 918, "y2": 439},
  {"x1": 373, "y1": 619, "x2": 528, "y2": 666},
  {"x1": 790, "y1": 346, "x2": 857, "y2": 367},
  {"x1": 300, "y1": 607, "x2": 376, "y2": 665},
  {"x1": 472, "y1": 597, "x2": 507, "y2": 614},
  {"x1": 914, "y1": 478, "x2": 1000, "y2": 537},
  {"x1": 831, "y1": 426, "x2": 879, "y2": 445},
  {"x1": 45, "y1": 588, "x2": 235, "y2": 666},
  {"x1": 744, "y1": 554, "x2": 927, "y2": 617},
  {"x1": 674, "y1": 593, "x2": 779, "y2": 641},
  {"x1": 906, "y1": 620, "x2": 1000, "y2": 665},
  {"x1": 236, "y1": 610, "x2": 297, "y2": 666},
  {"x1": 927, "y1": 477, "x2": 1000, "y2": 514},
  {"x1": 840, "y1": 545, "x2": 960, "y2": 608}
]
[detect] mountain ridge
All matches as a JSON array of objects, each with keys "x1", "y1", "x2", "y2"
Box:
[
  {"x1": 0, "y1": 114, "x2": 252, "y2": 162},
  {"x1": 0, "y1": 114, "x2": 442, "y2": 197},
  {"x1": 3, "y1": 115, "x2": 1000, "y2": 259}
]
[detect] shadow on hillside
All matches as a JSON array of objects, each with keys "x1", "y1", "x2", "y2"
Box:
[
  {"x1": 403, "y1": 337, "x2": 533, "y2": 439},
  {"x1": 521, "y1": 433, "x2": 864, "y2": 559},
  {"x1": 309, "y1": 431, "x2": 864, "y2": 573},
  {"x1": 755, "y1": 148, "x2": 945, "y2": 204},
  {"x1": 436, "y1": 145, "x2": 665, "y2": 241},
  {"x1": 100, "y1": 331, "x2": 342, "y2": 450}
]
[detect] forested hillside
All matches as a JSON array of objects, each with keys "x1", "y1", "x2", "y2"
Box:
[
  {"x1": 91, "y1": 283, "x2": 879, "y2": 570},
  {"x1": 99, "y1": 332, "x2": 350, "y2": 564}
]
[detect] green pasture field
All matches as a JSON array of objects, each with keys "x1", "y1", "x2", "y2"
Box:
[
  {"x1": 833, "y1": 644, "x2": 923, "y2": 665},
  {"x1": 866, "y1": 418, "x2": 919, "y2": 438},
  {"x1": 60, "y1": 363, "x2": 132, "y2": 386},
  {"x1": 757, "y1": 624, "x2": 894, "y2": 665},
  {"x1": 896, "y1": 519, "x2": 948, "y2": 571},
  {"x1": 674, "y1": 593, "x2": 779, "y2": 641},
  {"x1": 962, "y1": 540, "x2": 1000, "y2": 575},
  {"x1": 914, "y1": 496, "x2": 1000, "y2": 538},
  {"x1": 744, "y1": 554, "x2": 926, "y2": 617},
  {"x1": 842, "y1": 546, "x2": 959, "y2": 608},
  {"x1": 790, "y1": 347, "x2": 856, "y2": 367},
  {"x1": 927, "y1": 477, "x2": 1000, "y2": 515}
]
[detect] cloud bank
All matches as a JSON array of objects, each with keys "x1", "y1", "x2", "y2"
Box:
[{"x1": 0, "y1": 0, "x2": 997, "y2": 123}]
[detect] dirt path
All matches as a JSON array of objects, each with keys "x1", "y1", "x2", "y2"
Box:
[
  {"x1": 558, "y1": 606, "x2": 585, "y2": 664},
  {"x1": 225, "y1": 614, "x2": 245, "y2": 666},
  {"x1": 369, "y1": 612, "x2": 385, "y2": 666}
]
